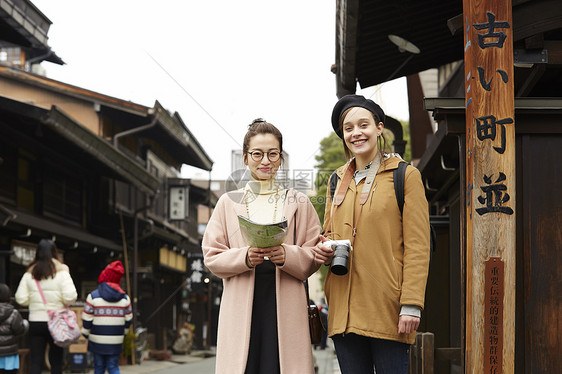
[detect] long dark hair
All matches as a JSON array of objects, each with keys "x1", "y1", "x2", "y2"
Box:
[{"x1": 29, "y1": 239, "x2": 61, "y2": 280}]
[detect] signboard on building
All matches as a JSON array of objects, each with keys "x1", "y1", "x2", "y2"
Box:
[
  {"x1": 169, "y1": 186, "x2": 188, "y2": 220},
  {"x1": 187, "y1": 253, "x2": 206, "y2": 293},
  {"x1": 11, "y1": 240, "x2": 64, "y2": 265},
  {"x1": 159, "y1": 247, "x2": 187, "y2": 272},
  {"x1": 10, "y1": 240, "x2": 36, "y2": 266}
]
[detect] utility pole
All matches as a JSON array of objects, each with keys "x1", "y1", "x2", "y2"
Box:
[
  {"x1": 463, "y1": 1, "x2": 515, "y2": 373},
  {"x1": 119, "y1": 211, "x2": 135, "y2": 364}
]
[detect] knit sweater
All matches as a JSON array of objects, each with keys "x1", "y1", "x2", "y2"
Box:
[
  {"x1": 244, "y1": 178, "x2": 287, "y2": 224},
  {"x1": 82, "y1": 283, "x2": 132, "y2": 355}
]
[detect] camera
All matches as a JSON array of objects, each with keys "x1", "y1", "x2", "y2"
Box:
[{"x1": 323, "y1": 239, "x2": 352, "y2": 275}]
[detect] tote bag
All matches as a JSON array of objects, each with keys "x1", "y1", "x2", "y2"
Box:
[{"x1": 35, "y1": 279, "x2": 81, "y2": 347}]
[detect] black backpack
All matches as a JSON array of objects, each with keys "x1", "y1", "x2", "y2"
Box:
[{"x1": 328, "y1": 161, "x2": 436, "y2": 258}]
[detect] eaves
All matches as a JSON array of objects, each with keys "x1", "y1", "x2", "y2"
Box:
[
  {"x1": 0, "y1": 95, "x2": 159, "y2": 196},
  {"x1": 0, "y1": 65, "x2": 148, "y2": 116},
  {"x1": 42, "y1": 106, "x2": 160, "y2": 196},
  {"x1": 149, "y1": 102, "x2": 213, "y2": 171}
]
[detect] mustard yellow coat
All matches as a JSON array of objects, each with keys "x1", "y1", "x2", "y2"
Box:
[{"x1": 323, "y1": 156, "x2": 430, "y2": 345}]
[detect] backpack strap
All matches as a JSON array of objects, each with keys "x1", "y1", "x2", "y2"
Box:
[
  {"x1": 393, "y1": 161, "x2": 436, "y2": 257},
  {"x1": 394, "y1": 161, "x2": 408, "y2": 215}
]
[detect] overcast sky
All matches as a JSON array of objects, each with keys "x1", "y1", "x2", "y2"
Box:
[{"x1": 31, "y1": 0, "x2": 408, "y2": 182}]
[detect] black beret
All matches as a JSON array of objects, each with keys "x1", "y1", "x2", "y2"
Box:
[{"x1": 331, "y1": 94, "x2": 385, "y2": 138}]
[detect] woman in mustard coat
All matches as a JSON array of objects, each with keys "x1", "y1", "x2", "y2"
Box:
[{"x1": 319, "y1": 95, "x2": 431, "y2": 374}]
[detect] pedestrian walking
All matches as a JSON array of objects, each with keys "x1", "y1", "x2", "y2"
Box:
[
  {"x1": 0, "y1": 283, "x2": 28, "y2": 374},
  {"x1": 318, "y1": 95, "x2": 431, "y2": 373},
  {"x1": 82, "y1": 260, "x2": 132, "y2": 374},
  {"x1": 202, "y1": 119, "x2": 327, "y2": 374},
  {"x1": 15, "y1": 239, "x2": 77, "y2": 374}
]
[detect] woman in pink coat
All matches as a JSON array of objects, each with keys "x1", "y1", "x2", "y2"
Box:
[{"x1": 202, "y1": 119, "x2": 331, "y2": 374}]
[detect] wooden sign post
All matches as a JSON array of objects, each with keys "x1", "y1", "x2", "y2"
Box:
[{"x1": 463, "y1": 0, "x2": 515, "y2": 372}]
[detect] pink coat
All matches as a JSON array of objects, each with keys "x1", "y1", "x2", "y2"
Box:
[{"x1": 202, "y1": 188, "x2": 322, "y2": 374}]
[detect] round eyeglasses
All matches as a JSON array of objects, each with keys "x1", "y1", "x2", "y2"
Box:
[{"x1": 247, "y1": 150, "x2": 281, "y2": 162}]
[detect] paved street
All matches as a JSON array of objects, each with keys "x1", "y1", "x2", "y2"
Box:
[
  {"x1": 313, "y1": 346, "x2": 341, "y2": 374},
  {"x1": 67, "y1": 345, "x2": 341, "y2": 374}
]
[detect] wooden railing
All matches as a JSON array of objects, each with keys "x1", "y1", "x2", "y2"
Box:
[{"x1": 409, "y1": 332, "x2": 461, "y2": 374}]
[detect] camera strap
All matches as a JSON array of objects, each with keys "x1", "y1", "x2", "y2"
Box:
[
  {"x1": 331, "y1": 159, "x2": 355, "y2": 207},
  {"x1": 326, "y1": 154, "x2": 382, "y2": 245}
]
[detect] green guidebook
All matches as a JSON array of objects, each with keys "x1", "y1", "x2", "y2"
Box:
[{"x1": 237, "y1": 215, "x2": 288, "y2": 248}]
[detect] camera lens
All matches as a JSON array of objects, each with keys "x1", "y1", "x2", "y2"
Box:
[{"x1": 331, "y1": 244, "x2": 350, "y2": 275}]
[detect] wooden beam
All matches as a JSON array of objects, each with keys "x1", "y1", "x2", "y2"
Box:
[
  {"x1": 524, "y1": 33, "x2": 544, "y2": 49},
  {"x1": 435, "y1": 347, "x2": 462, "y2": 361},
  {"x1": 451, "y1": 1, "x2": 562, "y2": 43},
  {"x1": 335, "y1": 0, "x2": 359, "y2": 98},
  {"x1": 464, "y1": 1, "x2": 516, "y2": 373},
  {"x1": 516, "y1": 64, "x2": 546, "y2": 97},
  {"x1": 513, "y1": 0, "x2": 562, "y2": 41},
  {"x1": 544, "y1": 40, "x2": 562, "y2": 64},
  {"x1": 447, "y1": 14, "x2": 463, "y2": 36},
  {"x1": 421, "y1": 333, "x2": 435, "y2": 374}
]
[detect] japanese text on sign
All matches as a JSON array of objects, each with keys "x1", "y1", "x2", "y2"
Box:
[
  {"x1": 470, "y1": 11, "x2": 514, "y2": 215},
  {"x1": 484, "y1": 257, "x2": 504, "y2": 374}
]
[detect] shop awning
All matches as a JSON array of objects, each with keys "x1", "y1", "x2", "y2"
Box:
[{"x1": 1, "y1": 204, "x2": 122, "y2": 252}]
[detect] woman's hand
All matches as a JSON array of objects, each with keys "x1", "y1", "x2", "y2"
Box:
[
  {"x1": 266, "y1": 246, "x2": 286, "y2": 266},
  {"x1": 398, "y1": 315, "x2": 420, "y2": 334},
  {"x1": 313, "y1": 235, "x2": 335, "y2": 265},
  {"x1": 247, "y1": 246, "x2": 285, "y2": 267},
  {"x1": 247, "y1": 247, "x2": 264, "y2": 267}
]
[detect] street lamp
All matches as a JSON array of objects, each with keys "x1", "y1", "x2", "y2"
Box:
[
  {"x1": 385, "y1": 35, "x2": 422, "y2": 81},
  {"x1": 388, "y1": 34, "x2": 421, "y2": 54}
]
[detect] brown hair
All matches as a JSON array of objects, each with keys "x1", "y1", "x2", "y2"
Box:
[
  {"x1": 339, "y1": 107, "x2": 387, "y2": 161},
  {"x1": 242, "y1": 119, "x2": 284, "y2": 163},
  {"x1": 29, "y1": 239, "x2": 61, "y2": 280}
]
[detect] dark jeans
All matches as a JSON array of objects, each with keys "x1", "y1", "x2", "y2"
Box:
[
  {"x1": 332, "y1": 333, "x2": 410, "y2": 374},
  {"x1": 93, "y1": 353, "x2": 120, "y2": 374},
  {"x1": 28, "y1": 321, "x2": 63, "y2": 374}
]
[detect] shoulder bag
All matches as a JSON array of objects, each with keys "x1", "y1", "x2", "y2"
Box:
[
  {"x1": 305, "y1": 280, "x2": 325, "y2": 345},
  {"x1": 293, "y1": 199, "x2": 325, "y2": 345},
  {"x1": 35, "y1": 279, "x2": 80, "y2": 347}
]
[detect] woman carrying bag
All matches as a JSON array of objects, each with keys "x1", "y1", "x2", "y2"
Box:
[
  {"x1": 318, "y1": 95, "x2": 431, "y2": 374},
  {"x1": 202, "y1": 119, "x2": 330, "y2": 374},
  {"x1": 15, "y1": 239, "x2": 77, "y2": 374}
]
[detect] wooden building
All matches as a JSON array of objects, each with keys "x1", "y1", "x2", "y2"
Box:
[
  {"x1": 334, "y1": 0, "x2": 562, "y2": 372},
  {"x1": 0, "y1": 0, "x2": 215, "y2": 354}
]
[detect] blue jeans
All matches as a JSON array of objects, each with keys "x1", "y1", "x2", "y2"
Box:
[
  {"x1": 93, "y1": 353, "x2": 120, "y2": 374},
  {"x1": 332, "y1": 333, "x2": 410, "y2": 374}
]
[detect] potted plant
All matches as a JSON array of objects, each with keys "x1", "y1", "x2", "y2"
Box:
[{"x1": 121, "y1": 329, "x2": 137, "y2": 365}]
